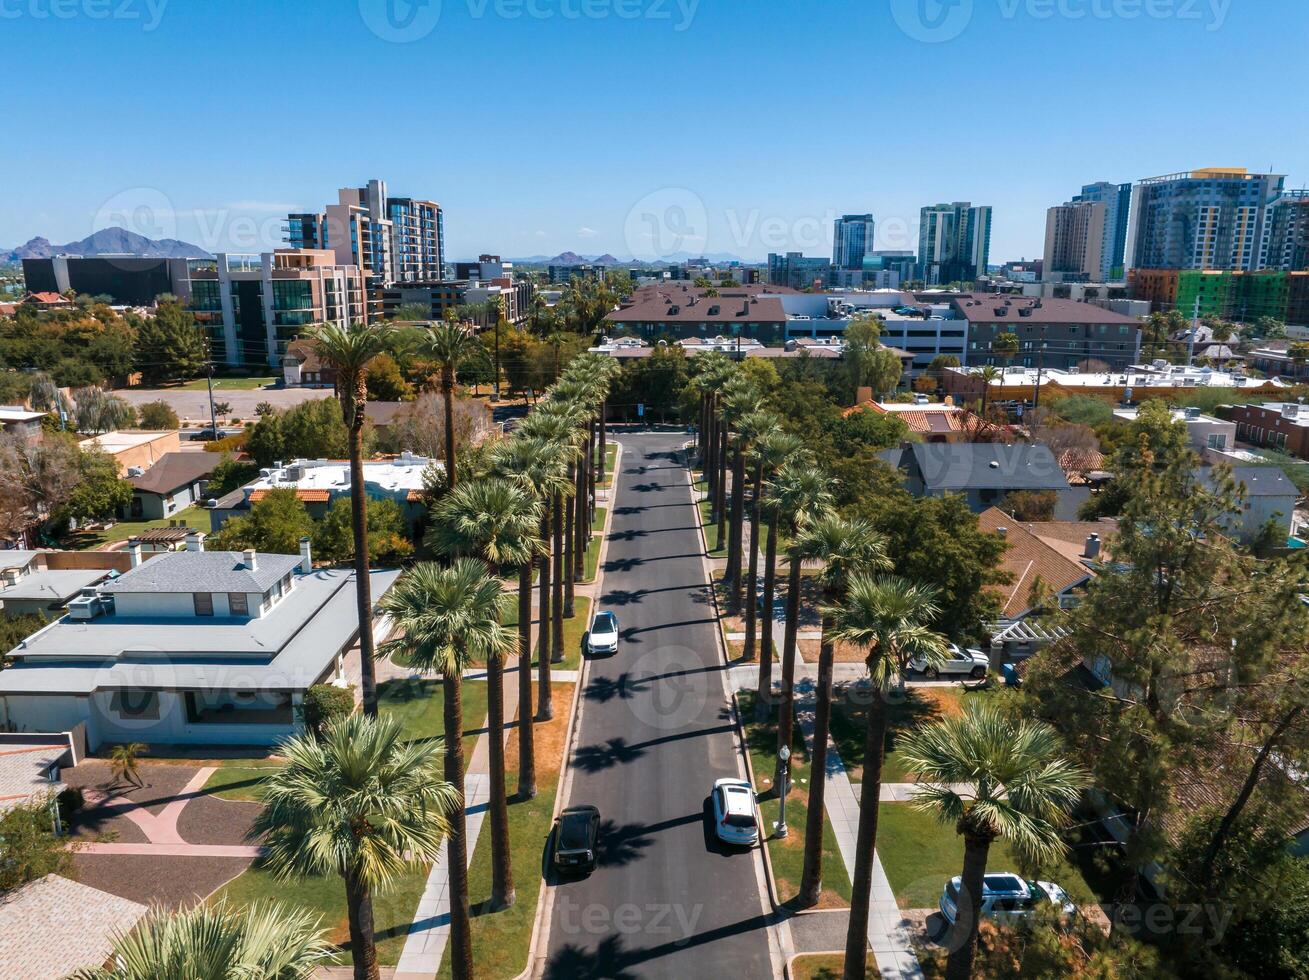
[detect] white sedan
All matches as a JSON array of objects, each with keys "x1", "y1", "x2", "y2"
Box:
[
  {"x1": 584, "y1": 611, "x2": 620, "y2": 656},
  {"x1": 909, "y1": 644, "x2": 989, "y2": 680}
]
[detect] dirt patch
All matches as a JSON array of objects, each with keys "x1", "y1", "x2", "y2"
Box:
[
  {"x1": 71, "y1": 852, "x2": 254, "y2": 910},
  {"x1": 505, "y1": 682, "x2": 574, "y2": 780},
  {"x1": 797, "y1": 638, "x2": 868, "y2": 664}
]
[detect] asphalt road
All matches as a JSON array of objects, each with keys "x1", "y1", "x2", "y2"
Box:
[{"x1": 541, "y1": 427, "x2": 776, "y2": 980}]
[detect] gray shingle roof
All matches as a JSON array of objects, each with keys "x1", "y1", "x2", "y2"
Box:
[
  {"x1": 128, "y1": 452, "x2": 220, "y2": 495},
  {"x1": 100, "y1": 551, "x2": 301, "y2": 595},
  {"x1": 906, "y1": 443, "x2": 1070, "y2": 492},
  {"x1": 1203, "y1": 465, "x2": 1298, "y2": 498}
]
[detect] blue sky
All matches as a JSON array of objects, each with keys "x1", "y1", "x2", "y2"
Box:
[{"x1": 4, "y1": 0, "x2": 1306, "y2": 262}]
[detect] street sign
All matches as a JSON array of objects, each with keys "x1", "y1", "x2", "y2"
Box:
[{"x1": 636, "y1": 403, "x2": 645, "y2": 418}]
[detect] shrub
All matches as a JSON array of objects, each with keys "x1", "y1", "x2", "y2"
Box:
[
  {"x1": 0, "y1": 796, "x2": 69, "y2": 891},
  {"x1": 301, "y1": 684, "x2": 356, "y2": 738},
  {"x1": 137, "y1": 400, "x2": 180, "y2": 430}
]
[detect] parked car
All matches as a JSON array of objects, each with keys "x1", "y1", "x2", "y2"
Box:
[
  {"x1": 710, "y1": 777, "x2": 759, "y2": 847},
  {"x1": 939, "y1": 872, "x2": 1075, "y2": 926},
  {"x1": 553, "y1": 804, "x2": 601, "y2": 873},
  {"x1": 910, "y1": 643, "x2": 988, "y2": 679},
  {"x1": 584, "y1": 611, "x2": 620, "y2": 656}
]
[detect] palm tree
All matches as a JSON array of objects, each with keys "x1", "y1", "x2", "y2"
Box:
[
  {"x1": 723, "y1": 399, "x2": 768, "y2": 613},
  {"x1": 253, "y1": 713, "x2": 460, "y2": 980},
  {"x1": 828, "y1": 574, "x2": 951, "y2": 980},
  {"x1": 491, "y1": 435, "x2": 573, "y2": 793},
  {"x1": 792, "y1": 514, "x2": 890, "y2": 906},
  {"x1": 109, "y1": 741, "x2": 147, "y2": 788},
  {"x1": 427, "y1": 478, "x2": 541, "y2": 909},
  {"x1": 71, "y1": 898, "x2": 334, "y2": 980},
  {"x1": 743, "y1": 425, "x2": 798, "y2": 667},
  {"x1": 767, "y1": 466, "x2": 834, "y2": 753},
  {"x1": 423, "y1": 321, "x2": 481, "y2": 492},
  {"x1": 901, "y1": 703, "x2": 1087, "y2": 980},
  {"x1": 378, "y1": 560, "x2": 513, "y2": 979},
  {"x1": 310, "y1": 320, "x2": 395, "y2": 717}
]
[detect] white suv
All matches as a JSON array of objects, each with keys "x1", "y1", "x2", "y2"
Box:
[
  {"x1": 711, "y1": 778, "x2": 759, "y2": 847},
  {"x1": 910, "y1": 643, "x2": 989, "y2": 680},
  {"x1": 939, "y1": 872, "x2": 1075, "y2": 925}
]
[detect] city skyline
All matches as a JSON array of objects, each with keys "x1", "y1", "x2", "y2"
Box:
[{"x1": 4, "y1": 2, "x2": 1307, "y2": 262}]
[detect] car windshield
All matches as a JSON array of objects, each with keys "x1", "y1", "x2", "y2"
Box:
[
  {"x1": 560, "y1": 813, "x2": 592, "y2": 849},
  {"x1": 724, "y1": 813, "x2": 756, "y2": 828},
  {"x1": 593, "y1": 613, "x2": 616, "y2": 633},
  {"x1": 946, "y1": 881, "x2": 960, "y2": 902}
]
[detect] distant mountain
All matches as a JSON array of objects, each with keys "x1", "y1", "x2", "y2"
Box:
[
  {"x1": 3, "y1": 226, "x2": 211, "y2": 262},
  {"x1": 592, "y1": 254, "x2": 620, "y2": 266}
]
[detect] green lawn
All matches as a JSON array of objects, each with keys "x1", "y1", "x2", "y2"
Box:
[
  {"x1": 876, "y1": 802, "x2": 1100, "y2": 910},
  {"x1": 597, "y1": 443, "x2": 618, "y2": 488},
  {"x1": 792, "y1": 954, "x2": 878, "y2": 980},
  {"x1": 199, "y1": 760, "x2": 282, "y2": 802},
  {"x1": 739, "y1": 690, "x2": 851, "y2": 908},
  {"x1": 168, "y1": 376, "x2": 277, "y2": 391},
  {"x1": 697, "y1": 496, "x2": 727, "y2": 555},
  {"x1": 61, "y1": 505, "x2": 207, "y2": 550},
  {"x1": 829, "y1": 685, "x2": 1007, "y2": 783},
  {"x1": 377, "y1": 676, "x2": 489, "y2": 756},
  {"x1": 525, "y1": 594, "x2": 588, "y2": 672},
  {"x1": 580, "y1": 513, "x2": 604, "y2": 584}
]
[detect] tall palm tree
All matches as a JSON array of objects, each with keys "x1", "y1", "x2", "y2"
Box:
[
  {"x1": 252, "y1": 713, "x2": 460, "y2": 980},
  {"x1": 379, "y1": 560, "x2": 513, "y2": 980},
  {"x1": 792, "y1": 514, "x2": 890, "y2": 906},
  {"x1": 742, "y1": 425, "x2": 797, "y2": 666},
  {"x1": 423, "y1": 321, "x2": 481, "y2": 492},
  {"x1": 719, "y1": 380, "x2": 763, "y2": 599},
  {"x1": 828, "y1": 574, "x2": 951, "y2": 980},
  {"x1": 491, "y1": 435, "x2": 573, "y2": 788},
  {"x1": 767, "y1": 466, "x2": 834, "y2": 752},
  {"x1": 902, "y1": 704, "x2": 1087, "y2": 980},
  {"x1": 71, "y1": 898, "x2": 334, "y2": 980},
  {"x1": 528, "y1": 401, "x2": 587, "y2": 667},
  {"x1": 310, "y1": 320, "x2": 394, "y2": 717},
  {"x1": 427, "y1": 479, "x2": 541, "y2": 909},
  {"x1": 975, "y1": 364, "x2": 1002, "y2": 417}
]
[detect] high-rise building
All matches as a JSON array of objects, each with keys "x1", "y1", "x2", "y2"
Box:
[
  {"x1": 1061, "y1": 182, "x2": 1132, "y2": 280},
  {"x1": 917, "y1": 202, "x2": 991, "y2": 285},
  {"x1": 832, "y1": 214, "x2": 875, "y2": 270},
  {"x1": 767, "y1": 252, "x2": 831, "y2": 290},
  {"x1": 1125, "y1": 168, "x2": 1286, "y2": 273},
  {"x1": 285, "y1": 178, "x2": 444, "y2": 289},
  {"x1": 1262, "y1": 191, "x2": 1309, "y2": 272},
  {"x1": 1043, "y1": 201, "x2": 1105, "y2": 283}
]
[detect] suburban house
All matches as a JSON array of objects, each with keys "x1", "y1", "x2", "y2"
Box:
[
  {"x1": 207, "y1": 454, "x2": 435, "y2": 532},
  {"x1": 79, "y1": 429, "x2": 180, "y2": 476},
  {"x1": 1113, "y1": 404, "x2": 1236, "y2": 456},
  {"x1": 880, "y1": 442, "x2": 1077, "y2": 517},
  {"x1": 0, "y1": 535, "x2": 401, "y2": 750},
  {"x1": 0, "y1": 551, "x2": 114, "y2": 619},
  {"x1": 0, "y1": 406, "x2": 47, "y2": 441},
  {"x1": 281, "y1": 338, "x2": 337, "y2": 388},
  {"x1": 1201, "y1": 465, "x2": 1299, "y2": 544},
  {"x1": 123, "y1": 451, "x2": 221, "y2": 520}
]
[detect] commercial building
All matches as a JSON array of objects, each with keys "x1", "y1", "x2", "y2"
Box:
[
  {"x1": 942, "y1": 362, "x2": 1286, "y2": 406},
  {"x1": 832, "y1": 214, "x2": 876, "y2": 270},
  {"x1": 378, "y1": 276, "x2": 532, "y2": 326},
  {"x1": 285, "y1": 178, "x2": 444, "y2": 285},
  {"x1": 767, "y1": 252, "x2": 832, "y2": 290},
  {"x1": 21, "y1": 255, "x2": 182, "y2": 306},
  {"x1": 1126, "y1": 168, "x2": 1286, "y2": 272},
  {"x1": 176, "y1": 250, "x2": 367, "y2": 367},
  {"x1": 1226, "y1": 401, "x2": 1309, "y2": 459},
  {"x1": 79, "y1": 430, "x2": 180, "y2": 476},
  {"x1": 0, "y1": 538, "x2": 402, "y2": 749},
  {"x1": 1263, "y1": 191, "x2": 1309, "y2": 272},
  {"x1": 957, "y1": 294, "x2": 1142, "y2": 371},
  {"x1": 918, "y1": 202, "x2": 992, "y2": 285},
  {"x1": 1129, "y1": 268, "x2": 1309, "y2": 325},
  {"x1": 548, "y1": 263, "x2": 608, "y2": 284}
]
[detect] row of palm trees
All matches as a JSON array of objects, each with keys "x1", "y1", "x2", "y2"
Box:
[
  {"x1": 690, "y1": 354, "x2": 1086, "y2": 980},
  {"x1": 79, "y1": 323, "x2": 618, "y2": 980}
]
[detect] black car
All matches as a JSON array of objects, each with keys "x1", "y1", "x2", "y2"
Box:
[{"x1": 554, "y1": 804, "x2": 600, "y2": 873}]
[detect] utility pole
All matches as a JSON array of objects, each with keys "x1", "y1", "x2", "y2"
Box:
[
  {"x1": 1032, "y1": 343, "x2": 1046, "y2": 413},
  {"x1": 206, "y1": 361, "x2": 218, "y2": 436},
  {"x1": 1187, "y1": 296, "x2": 1201, "y2": 367}
]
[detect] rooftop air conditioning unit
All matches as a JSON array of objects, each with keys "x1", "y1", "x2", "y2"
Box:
[
  {"x1": 66, "y1": 594, "x2": 104, "y2": 621},
  {"x1": 1284, "y1": 403, "x2": 1302, "y2": 419}
]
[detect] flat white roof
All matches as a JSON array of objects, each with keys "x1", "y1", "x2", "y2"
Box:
[
  {"x1": 246, "y1": 455, "x2": 433, "y2": 495},
  {"x1": 0, "y1": 408, "x2": 45, "y2": 424},
  {"x1": 79, "y1": 430, "x2": 175, "y2": 453},
  {"x1": 953, "y1": 366, "x2": 1285, "y2": 390},
  {"x1": 1113, "y1": 407, "x2": 1228, "y2": 424}
]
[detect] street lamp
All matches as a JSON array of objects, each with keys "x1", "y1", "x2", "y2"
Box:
[{"x1": 775, "y1": 744, "x2": 792, "y2": 838}]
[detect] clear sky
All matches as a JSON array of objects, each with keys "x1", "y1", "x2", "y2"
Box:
[{"x1": 4, "y1": 0, "x2": 1306, "y2": 263}]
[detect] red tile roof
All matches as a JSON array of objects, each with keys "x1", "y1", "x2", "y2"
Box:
[{"x1": 249, "y1": 488, "x2": 331, "y2": 503}]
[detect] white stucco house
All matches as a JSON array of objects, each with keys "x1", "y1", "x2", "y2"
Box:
[{"x1": 0, "y1": 534, "x2": 400, "y2": 750}]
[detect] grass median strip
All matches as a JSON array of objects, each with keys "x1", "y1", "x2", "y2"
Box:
[{"x1": 738, "y1": 690, "x2": 851, "y2": 909}]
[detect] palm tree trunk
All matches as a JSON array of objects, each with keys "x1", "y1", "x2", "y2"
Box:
[
  {"x1": 517, "y1": 562, "x2": 536, "y2": 799},
  {"x1": 725, "y1": 447, "x2": 746, "y2": 613},
  {"x1": 599, "y1": 401, "x2": 608, "y2": 486},
  {"x1": 742, "y1": 459, "x2": 764, "y2": 661},
  {"x1": 536, "y1": 510, "x2": 553, "y2": 721},
  {"x1": 344, "y1": 868, "x2": 380, "y2": 980},
  {"x1": 715, "y1": 419, "x2": 728, "y2": 548},
  {"x1": 574, "y1": 452, "x2": 587, "y2": 579},
  {"x1": 442, "y1": 370, "x2": 457, "y2": 492},
  {"x1": 564, "y1": 463, "x2": 576, "y2": 617},
  {"x1": 755, "y1": 514, "x2": 779, "y2": 720},
  {"x1": 587, "y1": 417, "x2": 597, "y2": 523},
  {"x1": 775, "y1": 553, "x2": 804, "y2": 786},
  {"x1": 799, "y1": 611, "x2": 836, "y2": 907},
  {"x1": 443, "y1": 674, "x2": 474, "y2": 980},
  {"x1": 486, "y1": 650, "x2": 514, "y2": 909},
  {"x1": 945, "y1": 833, "x2": 992, "y2": 980},
  {"x1": 551, "y1": 493, "x2": 565, "y2": 664},
  {"x1": 843, "y1": 692, "x2": 889, "y2": 980},
  {"x1": 348, "y1": 419, "x2": 379, "y2": 717}
]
